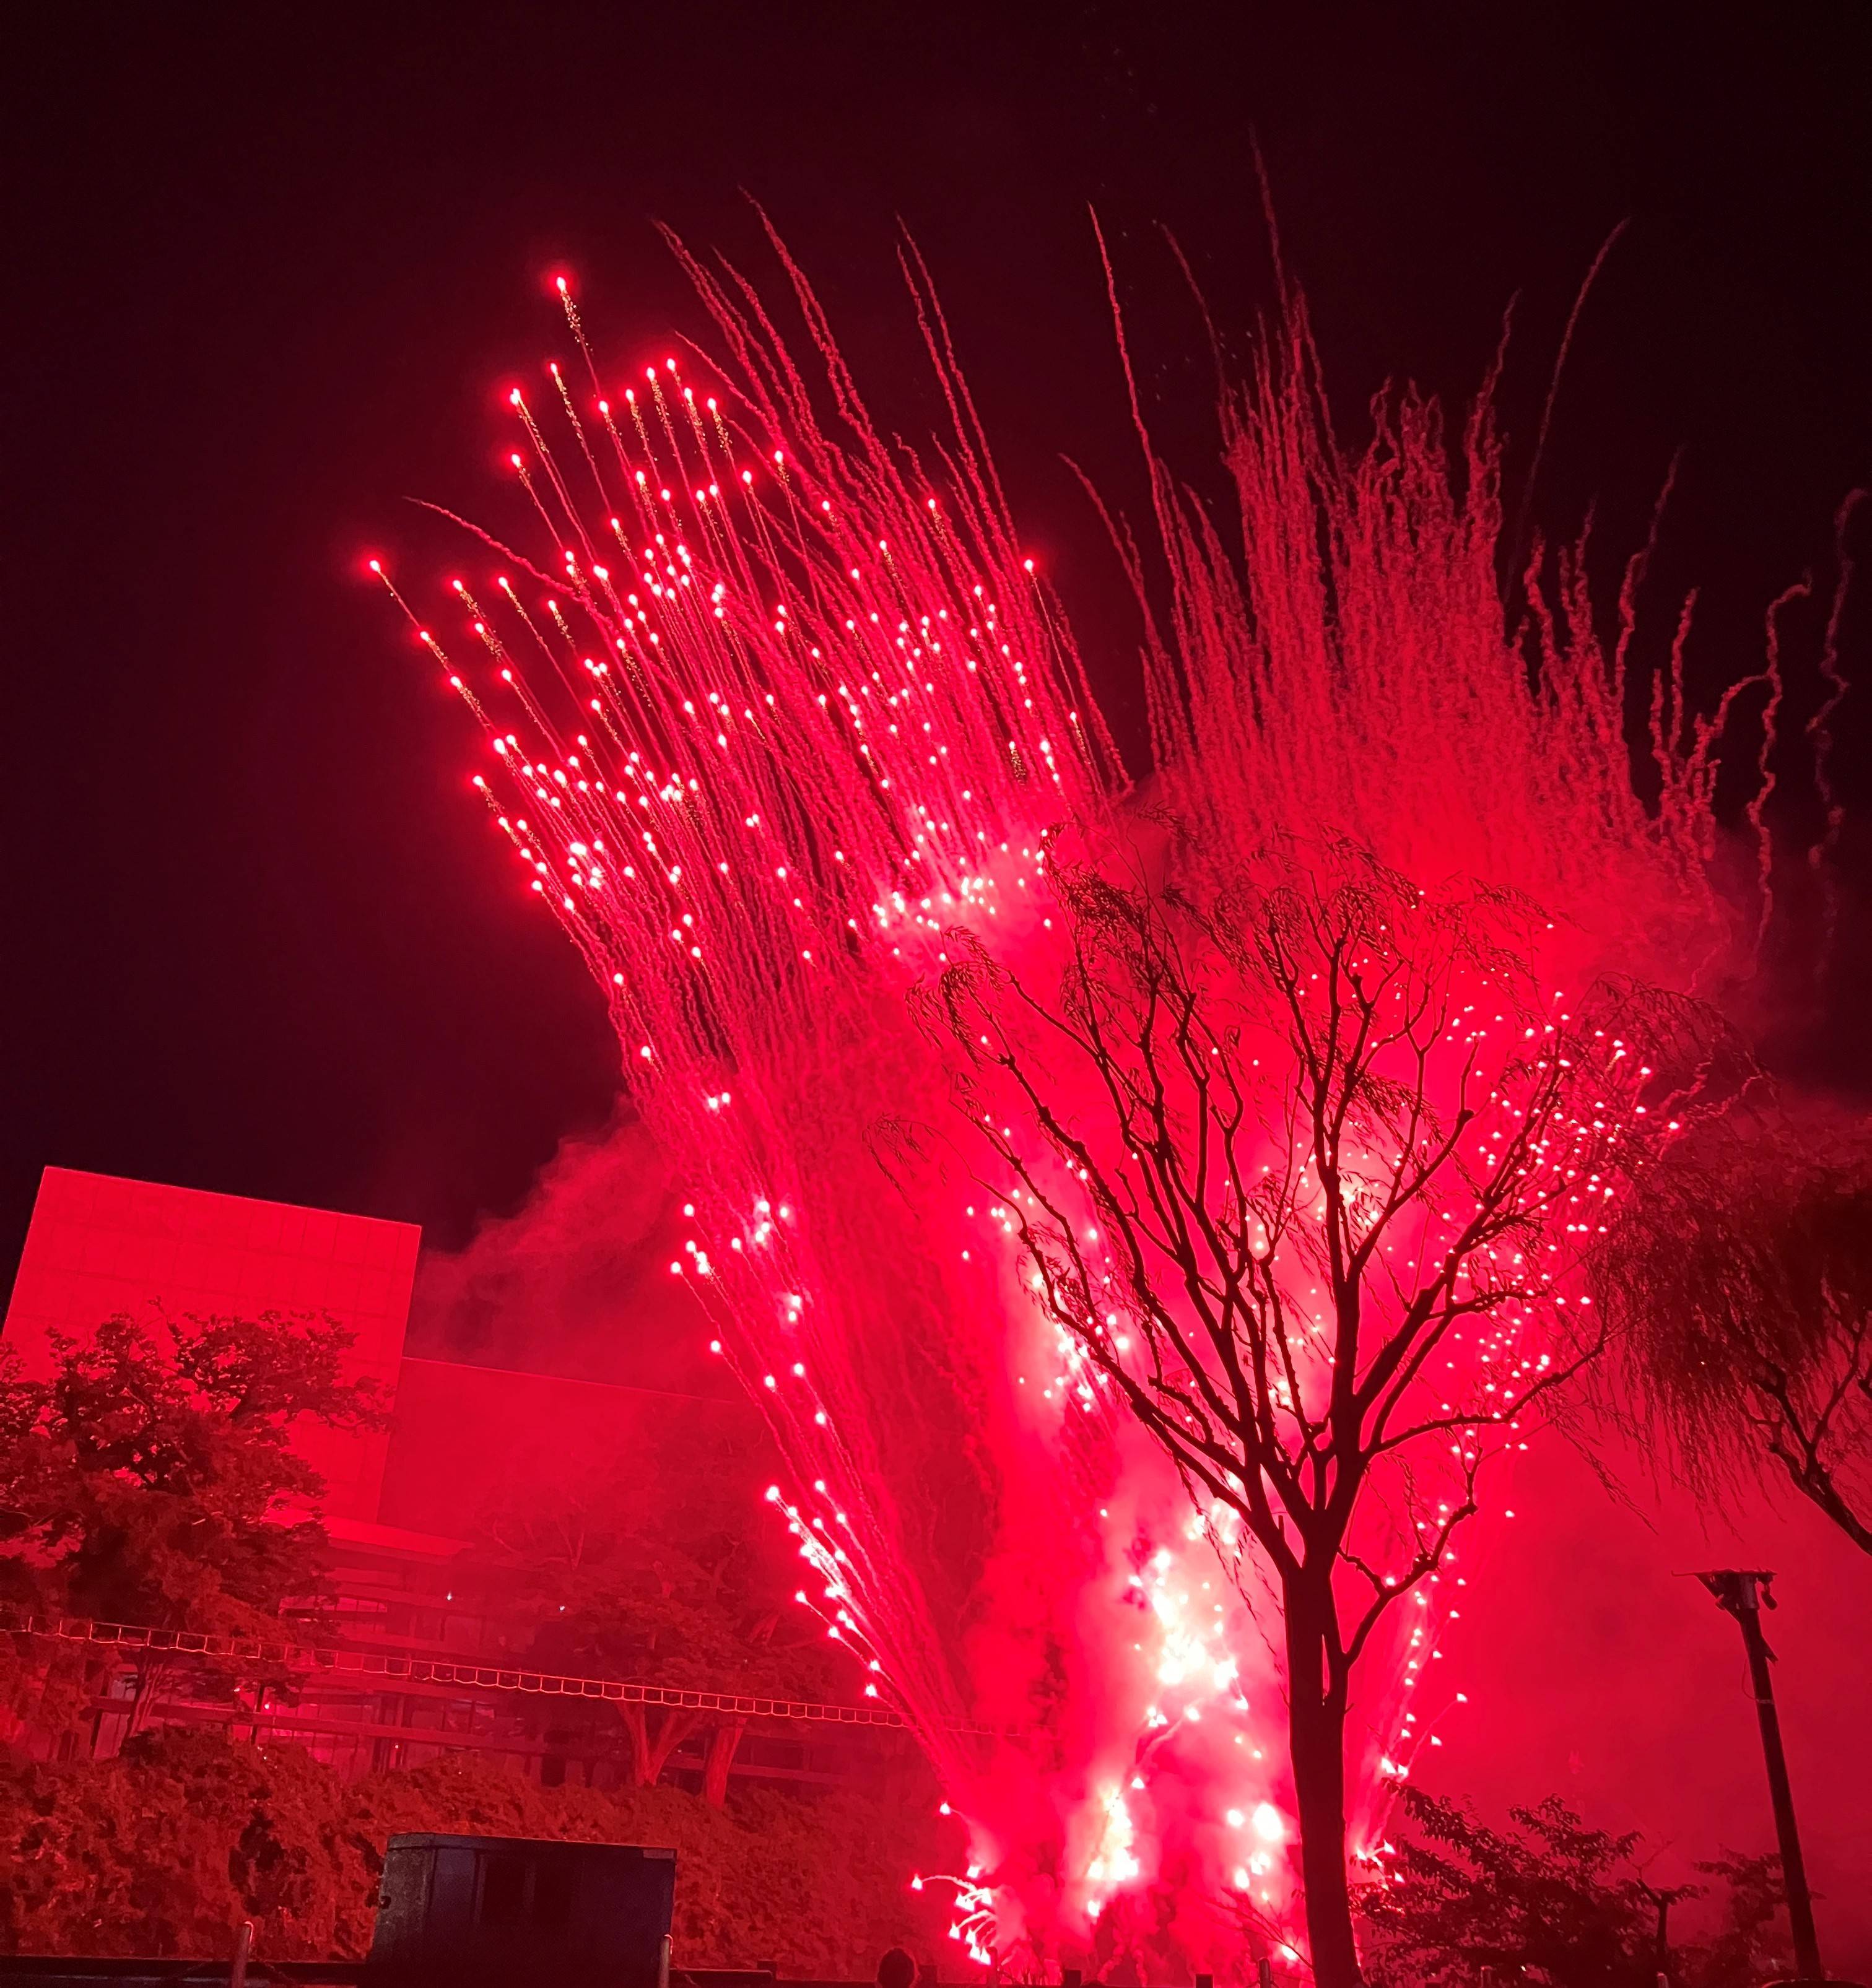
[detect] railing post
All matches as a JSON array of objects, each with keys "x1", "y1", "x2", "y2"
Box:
[{"x1": 230, "y1": 1919, "x2": 253, "y2": 1988}]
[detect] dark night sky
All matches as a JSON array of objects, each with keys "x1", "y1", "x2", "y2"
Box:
[{"x1": 5, "y1": 2, "x2": 1870, "y2": 1283}]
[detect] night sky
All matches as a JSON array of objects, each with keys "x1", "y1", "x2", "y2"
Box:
[{"x1": 6, "y1": 2, "x2": 1870, "y2": 1282}]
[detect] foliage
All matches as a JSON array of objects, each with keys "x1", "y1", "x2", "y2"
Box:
[
  {"x1": 0, "y1": 1312, "x2": 385, "y2": 1748},
  {"x1": 0, "y1": 1726, "x2": 354, "y2": 1959},
  {"x1": 0, "y1": 1727, "x2": 954, "y2": 1975},
  {"x1": 1686, "y1": 1850, "x2": 1795, "y2": 1988},
  {"x1": 1358, "y1": 1787, "x2": 1657, "y2": 1987},
  {"x1": 0, "y1": 1311, "x2": 384, "y2": 1632},
  {"x1": 346, "y1": 1751, "x2": 953, "y2": 1975},
  {"x1": 1588, "y1": 1109, "x2": 1872, "y2": 1553},
  {"x1": 466, "y1": 1414, "x2": 849, "y2": 1791},
  {"x1": 1357, "y1": 1788, "x2": 1791, "y2": 1988}
]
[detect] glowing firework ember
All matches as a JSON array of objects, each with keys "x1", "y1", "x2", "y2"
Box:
[{"x1": 375, "y1": 235, "x2": 1808, "y2": 1979}]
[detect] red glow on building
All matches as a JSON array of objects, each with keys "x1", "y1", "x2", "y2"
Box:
[{"x1": 4, "y1": 1168, "x2": 417, "y2": 1521}]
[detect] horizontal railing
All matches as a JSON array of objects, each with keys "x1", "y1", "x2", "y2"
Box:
[{"x1": 0, "y1": 1608, "x2": 1008, "y2": 1737}]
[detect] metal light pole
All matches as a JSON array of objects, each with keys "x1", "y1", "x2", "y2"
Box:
[{"x1": 1697, "y1": 1571, "x2": 1825, "y2": 1984}]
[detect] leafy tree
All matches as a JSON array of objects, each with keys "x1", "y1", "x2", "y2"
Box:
[
  {"x1": 468, "y1": 1414, "x2": 847, "y2": 1799},
  {"x1": 1687, "y1": 1850, "x2": 1794, "y2": 1988},
  {"x1": 1356, "y1": 1789, "x2": 1796, "y2": 1988},
  {"x1": 0, "y1": 1311, "x2": 383, "y2": 1736},
  {"x1": 1588, "y1": 1111, "x2": 1872, "y2": 1553},
  {"x1": 1357, "y1": 1788, "x2": 1657, "y2": 1987}
]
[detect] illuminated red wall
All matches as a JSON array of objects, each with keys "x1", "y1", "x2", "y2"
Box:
[
  {"x1": 378, "y1": 1356, "x2": 761, "y2": 1536},
  {"x1": 2, "y1": 1166, "x2": 419, "y2": 1521},
  {"x1": 1, "y1": 1167, "x2": 755, "y2": 1543}
]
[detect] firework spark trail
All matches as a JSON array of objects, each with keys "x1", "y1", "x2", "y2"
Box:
[
  {"x1": 1079, "y1": 276, "x2": 1792, "y2": 1886},
  {"x1": 381, "y1": 249, "x2": 1317, "y2": 1961},
  {"x1": 378, "y1": 261, "x2": 1152, "y2": 1823},
  {"x1": 382, "y1": 243, "x2": 1805, "y2": 1976},
  {"x1": 937, "y1": 841, "x2": 1717, "y2": 1911},
  {"x1": 1118, "y1": 297, "x2": 1751, "y2": 992}
]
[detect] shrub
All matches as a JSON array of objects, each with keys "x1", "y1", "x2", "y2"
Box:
[{"x1": 0, "y1": 1730, "x2": 957, "y2": 1974}]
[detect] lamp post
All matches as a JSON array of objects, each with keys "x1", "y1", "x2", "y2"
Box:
[{"x1": 1697, "y1": 1571, "x2": 1824, "y2": 1984}]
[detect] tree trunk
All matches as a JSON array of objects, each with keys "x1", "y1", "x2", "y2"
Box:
[
  {"x1": 702, "y1": 1719, "x2": 746, "y2": 1807},
  {"x1": 128, "y1": 1658, "x2": 166, "y2": 1737},
  {"x1": 1286, "y1": 1597, "x2": 1362, "y2": 1988},
  {"x1": 619, "y1": 1702, "x2": 701, "y2": 1786}
]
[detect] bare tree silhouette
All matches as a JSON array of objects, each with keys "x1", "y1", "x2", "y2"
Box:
[{"x1": 920, "y1": 834, "x2": 1717, "y2": 1986}]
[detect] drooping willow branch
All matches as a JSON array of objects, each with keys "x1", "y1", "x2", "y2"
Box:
[{"x1": 1590, "y1": 1109, "x2": 1872, "y2": 1555}]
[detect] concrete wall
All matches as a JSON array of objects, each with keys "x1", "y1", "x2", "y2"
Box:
[{"x1": 1, "y1": 1166, "x2": 419, "y2": 1521}]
